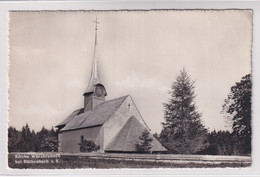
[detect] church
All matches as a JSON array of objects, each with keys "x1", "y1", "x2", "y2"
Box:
[{"x1": 55, "y1": 19, "x2": 167, "y2": 153}]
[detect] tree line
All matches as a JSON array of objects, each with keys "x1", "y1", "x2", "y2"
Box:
[
  {"x1": 8, "y1": 124, "x2": 58, "y2": 152},
  {"x1": 155, "y1": 69, "x2": 251, "y2": 155}
]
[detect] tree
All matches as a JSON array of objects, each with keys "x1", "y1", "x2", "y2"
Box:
[
  {"x1": 8, "y1": 126, "x2": 22, "y2": 152},
  {"x1": 36, "y1": 126, "x2": 50, "y2": 152},
  {"x1": 222, "y1": 74, "x2": 252, "y2": 155},
  {"x1": 49, "y1": 127, "x2": 57, "y2": 137},
  {"x1": 199, "y1": 130, "x2": 234, "y2": 155},
  {"x1": 19, "y1": 123, "x2": 34, "y2": 152},
  {"x1": 39, "y1": 127, "x2": 59, "y2": 152},
  {"x1": 136, "y1": 130, "x2": 153, "y2": 153},
  {"x1": 8, "y1": 124, "x2": 59, "y2": 152},
  {"x1": 160, "y1": 68, "x2": 208, "y2": 154},
  {"x1": 30, "y1": 129, "x2": 38, "y2": 152},
  {"x1": 40, "y1": 136, "x2": 59, "y2": 152}
]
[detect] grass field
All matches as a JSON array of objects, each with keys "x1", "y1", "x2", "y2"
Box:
[{"x1": 8, "y1": 153, "x2": 251, "y2": 169}]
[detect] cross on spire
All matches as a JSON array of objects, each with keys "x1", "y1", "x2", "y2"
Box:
[
  {"x1": 93, "y1": 17, "x2": 99, "y2": 31},
  {"x1": 93, "y1": 17, "x2": 99, "y2": 46}
]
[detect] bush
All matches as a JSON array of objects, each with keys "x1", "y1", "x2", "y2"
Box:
[{"x1": 79, "y1": 139, "x2": 100, "y2": 152}]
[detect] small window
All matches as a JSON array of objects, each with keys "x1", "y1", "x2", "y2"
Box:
[{"x1": 80, "y1": 135, "x2": 84, "y2": 142}]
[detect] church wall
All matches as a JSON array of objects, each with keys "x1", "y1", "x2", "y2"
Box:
[
  {"x1": 58, "y1": 126, "x2": 101, "y2": 153},
  {"x1": 102, "y1": 96, "x2": 150, "y2": 150}
]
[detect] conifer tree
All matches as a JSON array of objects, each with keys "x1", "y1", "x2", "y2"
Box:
[
  {"x1": 160, "y1": 68, "x2": 208, "y2": 154},
  {"x1": 20, "y1": 123, "x2": 34, "y2": 152},
  {"x1": 136, "y1": 130, "x2": 153, "y2": 153},
  {"x1": 8, "y1": 126, "x2": 22, "y2": 152},
  {"x1": 222, "y1": 74, "x2": 252, "y2": 155}
]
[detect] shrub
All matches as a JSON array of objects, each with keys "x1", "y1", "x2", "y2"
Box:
[{"x1": 79, "y1": 139, "x2": 100, "y2": 152}]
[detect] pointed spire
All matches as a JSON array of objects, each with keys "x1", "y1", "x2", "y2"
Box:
[
  {"x1": 89, "y1": 18, "x2": 100, "y2": 85},
  {"x1": 84, "y1": 18, "x2": 102, "y2": 95},
  {"x1": 94, "y1": 17, "x2": 99, "y2": 46}
]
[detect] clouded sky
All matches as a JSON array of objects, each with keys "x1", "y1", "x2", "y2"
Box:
[{"x1": 9, "y1": 10, "x2": 252, "y2": 133}]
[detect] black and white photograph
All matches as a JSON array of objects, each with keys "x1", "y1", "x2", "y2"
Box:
[{"x1": 2, "y1": 2, "x2": 258, "y2": 173}]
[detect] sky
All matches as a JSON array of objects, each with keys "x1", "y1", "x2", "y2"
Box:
[{"x1": 8, "y1": 10, "x2": 252, "y2": 133}]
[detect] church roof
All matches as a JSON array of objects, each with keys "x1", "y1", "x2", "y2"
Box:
[
  {"x1": 57, "y1": 95, "x2": 128, "y2": 132},
  {"x1": 105, "y1": 116, "x2": 167, "y2": 152},
  {"x1": 55, "y1": 109, "x2": 83, "y2": 128}
]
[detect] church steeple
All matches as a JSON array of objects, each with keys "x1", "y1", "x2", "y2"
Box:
[
  {"x1": 83, "y1": 18, "x2": 107, "y2": 112},
  {"x1": 84, "y1": 18, "x2": 101, "y2": 94}
]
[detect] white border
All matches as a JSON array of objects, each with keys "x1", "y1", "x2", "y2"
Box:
[{"x1": 0, "y1": 1, "x2": 259, "y2": 176}]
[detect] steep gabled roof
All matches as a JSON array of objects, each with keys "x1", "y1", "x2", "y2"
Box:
[
  {"x1": 105, "y1": 116, "x2": 167, "y2": 152},
  {"x1": 58, "y1": 95, "x2": 128, "y2": 132}
]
